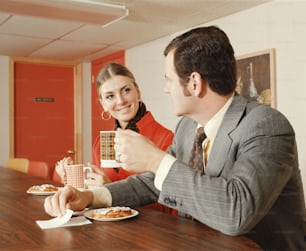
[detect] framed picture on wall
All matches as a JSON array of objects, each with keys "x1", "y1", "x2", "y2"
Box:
[{"x1": 236, "y1": 48, "x2": 276, "y2": 108}]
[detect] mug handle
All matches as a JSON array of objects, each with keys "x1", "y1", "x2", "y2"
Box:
[{"x1": 83, "y1": 166, "x2": 93, "y2": 179}]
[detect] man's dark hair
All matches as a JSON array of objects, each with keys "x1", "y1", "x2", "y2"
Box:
[{"x1": 164, "y1": 26, "x2": 237, "y2": 95}]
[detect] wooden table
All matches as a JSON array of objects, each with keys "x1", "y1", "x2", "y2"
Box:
[{"x1": 0, "y1": 167, "x2": 262, "y2": 250}]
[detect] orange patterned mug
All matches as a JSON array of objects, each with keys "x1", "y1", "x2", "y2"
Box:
[{"x1": 100, "y1": 131, "x2": 120, "y2": 168}]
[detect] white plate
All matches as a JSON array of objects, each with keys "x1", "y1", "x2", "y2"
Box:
[
  {"x1": 72, "y1": 208, "x2": 88, "y2": 216},
  {"x1": 84, "y1": 207, "x2": 139, "y2": 222},
  {"x1": 26, "y1": 190, "x2": 57, "y2": 196},
  {"x1": 26, "y1": 184, "x2": 60, "y2": 196}
]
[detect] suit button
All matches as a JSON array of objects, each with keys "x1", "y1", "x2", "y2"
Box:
[
  {"x1": 169, "y1": 200, "x2": 177, "y2": 206},
  {"x1": 164, "y1": 198, "x2": 170, "y2": 204}
]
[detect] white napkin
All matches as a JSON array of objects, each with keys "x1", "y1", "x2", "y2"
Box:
[{"x1": 36, "y1": 209, "x2": 92, "y2": 229}]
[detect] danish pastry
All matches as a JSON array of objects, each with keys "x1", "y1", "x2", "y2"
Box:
[
  {"x1": 92, "y1": 207, "x2": 132, "y2": 219},
  {"x1": 27, "y1": 184, "x2": 58, "y2": 193}
]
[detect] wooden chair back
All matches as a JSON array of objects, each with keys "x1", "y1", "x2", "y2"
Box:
[{"x1": 6, "y1": 158, "x2": 29, "y2": 173}]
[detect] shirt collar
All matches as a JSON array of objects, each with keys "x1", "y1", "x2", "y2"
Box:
[{"x1": 200, "y1": 95, "x2": 234, "y2": 142}]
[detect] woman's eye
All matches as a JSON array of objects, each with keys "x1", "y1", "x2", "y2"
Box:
[
  {"x1": 123, "y1": 87, "x2": 131, "y2": 94},
  {"x1": 105, "y1": 94, "x2": 113, "y2": 100}
]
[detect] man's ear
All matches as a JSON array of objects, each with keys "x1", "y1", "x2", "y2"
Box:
[{"x1": 189, "y1": 72, "x2": 205, "y2": 97}]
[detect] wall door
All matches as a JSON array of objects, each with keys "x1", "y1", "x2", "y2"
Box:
[
  {"x1": 91, "y1": 50, "x2": 125, "y2": 144},
  {"x1": 13, "y1": 61, "x2": 77, "y2": 179}
]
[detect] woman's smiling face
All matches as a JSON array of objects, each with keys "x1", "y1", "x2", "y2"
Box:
[{"x1": 99, "y1": 75, "x2": 141, "y2": 128}]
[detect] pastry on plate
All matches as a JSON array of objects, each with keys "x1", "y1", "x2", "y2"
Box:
[
  {"x1": 92, "y1": 207, "x2": 133, "y2": 219},
  {"x1": 27, "y1": 184, "x2": 58, "y2": 193}
]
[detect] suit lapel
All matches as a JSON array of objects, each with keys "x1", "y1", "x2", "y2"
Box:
[{"x1": 205, "y1": 96, "x2": 248, "y2": 176}]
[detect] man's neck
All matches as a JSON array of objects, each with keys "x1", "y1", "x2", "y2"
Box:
[{"x1": 193, "y1": 92, "x2": 234, "y2": 126}]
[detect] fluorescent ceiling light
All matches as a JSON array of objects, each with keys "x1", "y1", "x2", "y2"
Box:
[
  {"x1": 70, "y1": 0, "x2": 126, "y2": 10},
  {"x1": 68, "y1": 0, "x2": 129, "y2": 27},
  {"x1": 0, "y1": 0, "x2": 129, "y2": 26}
]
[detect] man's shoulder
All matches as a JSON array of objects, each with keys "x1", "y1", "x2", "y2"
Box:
[
  {"x1": 233, "y1": 95, "x2": 286, "y2": 120},
  {"x1": 235, "y1": 101, "x2": 294, "y2": 135},
  {"x1": 173, "y1": 117, "x2": 197, "y2": 136}
]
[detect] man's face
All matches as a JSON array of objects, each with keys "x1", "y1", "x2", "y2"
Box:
[{"x1": 164, "y1": 50, "x2": 193, "y2": 117}]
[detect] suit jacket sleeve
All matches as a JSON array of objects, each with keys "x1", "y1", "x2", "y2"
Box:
[{"x1": 159, "y1": 99, "x2": 302, "y2": 237}]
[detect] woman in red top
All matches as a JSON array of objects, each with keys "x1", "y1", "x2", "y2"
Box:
[
  {"x1": 56, "y1": 63, "x2": 176, "y2": 214},
  {"x1": 90, "y1": 62, "x2": 173, "y2": 183}
]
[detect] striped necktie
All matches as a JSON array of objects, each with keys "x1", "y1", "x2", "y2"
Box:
[{"x1": 188, "y1": 127, "x2": 206, "y2": 172}]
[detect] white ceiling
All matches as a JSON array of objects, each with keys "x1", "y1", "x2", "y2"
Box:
[{"x1": 0, "y1": 0, "x2": 270, "y2": 63}]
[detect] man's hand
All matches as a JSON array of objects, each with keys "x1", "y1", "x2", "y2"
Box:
[
  {"x1": 44, "y1": 185, "x2": 93, "y2": 217},
  {"x1": 114, "y1": 128, "x2": 166, "y2": 174}
]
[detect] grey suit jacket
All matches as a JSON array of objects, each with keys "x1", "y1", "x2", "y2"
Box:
[{"x1": 105, "y1": 95, "x2": 306, "y2": 250}]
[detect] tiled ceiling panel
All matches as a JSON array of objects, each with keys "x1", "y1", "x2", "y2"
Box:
[{"x1": 0, "y1": 0, "x2": 271, "y2": 62}]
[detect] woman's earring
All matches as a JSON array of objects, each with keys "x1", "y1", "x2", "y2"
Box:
[{"x1": 101, "y1": 111, "x2": 112, "y2": 120}]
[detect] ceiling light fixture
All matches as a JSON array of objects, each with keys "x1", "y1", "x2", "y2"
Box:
[
  {"x1": 0, "y1": 0, "x2": 129, "y2": 27},
  {"x1": 69, "y1": 0, "x2": 129, "y2": 27}
]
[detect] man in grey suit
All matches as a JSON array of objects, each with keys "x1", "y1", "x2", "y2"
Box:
[{"x1": 45, "y1": 26, "x2": 306, "y2": 250}]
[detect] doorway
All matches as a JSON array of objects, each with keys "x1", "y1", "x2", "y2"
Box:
[{"x1": 11, "y1": 59, "x2": 82, "y2": 179}]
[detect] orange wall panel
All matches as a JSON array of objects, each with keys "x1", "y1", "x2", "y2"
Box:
[{"x1": 14, "y1": 62, "x2": 74, "y2": 175}]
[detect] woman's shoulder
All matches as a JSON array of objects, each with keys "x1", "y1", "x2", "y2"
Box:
[
  {"x1": 137, "y1": 112, "x2": 174, "y2": 148},
  {"x1": 137, "y1": 112, "x2": 172, "y2": 133}
]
